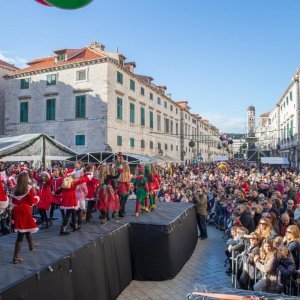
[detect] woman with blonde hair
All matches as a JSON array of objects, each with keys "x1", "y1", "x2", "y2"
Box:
[
  {"x1": 255, "y1": 217, "x2": 277, "y2": 241},
  {"x1": 117, "y1": 162, "x2": 131, "y2": 217},
  {"x1": 282, "y1": 224, "x2": 300, "y2": 269},
  {"x1": 253, "y1": 238, "x2": 278, "y2": 292}
]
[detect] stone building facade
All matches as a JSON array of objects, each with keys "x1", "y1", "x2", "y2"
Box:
[
  {"x1": 0, "y1": 60, "x2": 19, "y2": 135},
  {"x1": 4, "y1": 42, "x2": 223, "y2": 162}
]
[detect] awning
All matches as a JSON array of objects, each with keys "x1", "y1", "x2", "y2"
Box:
[
  {"x1": 213, "y1": 156, "x2": 229, "y2": 162},
  {"x1": 261, "y1": 157, "x2": 289, "y2": 165},
  {"x1": 66, "y1": 152, "x2": 157, "y2": 165}
]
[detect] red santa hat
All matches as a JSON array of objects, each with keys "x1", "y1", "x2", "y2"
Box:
[
  {"x1": 41, "y1": 171, "x2": 51, "y2": 179},
  {"x1": 0, "y1": 183, "x2": 9, "y2": 209},
  {"x1": 65, "y1": 169, "x2": 75, "y2": 177},
  {"x1": 138, "y1": 165, "x2": 145, "y2": 173},
  {"x1": 20, "y1": 166, "x2": 28, "y2": 174}
]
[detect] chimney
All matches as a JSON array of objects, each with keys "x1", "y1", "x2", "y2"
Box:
[
  {"x1": 158, "y1": 86, "x2": 167, "y2": 94},
  {"x1": 89, "y1": 41, "x2": 105, "y2": 52},
  {"x1": 124, "y1": 61, "x2": 136, "y2": 73}
]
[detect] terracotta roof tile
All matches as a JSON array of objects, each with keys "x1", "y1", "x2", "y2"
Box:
[
  {"x1": 0, "y1": 59, "x2": 19, "y2": 70},
  {"x1": 11, "y1": 47, "x2": 103, "y2": 76}
]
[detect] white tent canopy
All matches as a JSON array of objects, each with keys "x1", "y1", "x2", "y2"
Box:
[
  {"x1": 0, "y1": 134, "x2": 77, "y2": 165},
  {"x1": 213, "y1": 156, "x2": 229, "y2": 162},
  {"x1": 261, "y1": 157, "x2": 289, "y2": 165}
]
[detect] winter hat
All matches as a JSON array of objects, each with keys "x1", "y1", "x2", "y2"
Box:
[
  {"x1": 65, "y1": 169, "x2": 75, "y2": 177},
  {"x1": 0, "y1": 183, "x2": 8, "y2": 209},
  {"x1": 138, "y1": 165, "x2": 145, "y2": 174},
  {"x1": 41, "y1": 171, "x2": 51, "y2": 179}
]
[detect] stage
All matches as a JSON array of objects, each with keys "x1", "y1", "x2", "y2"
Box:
[{"x1": 0, "y1": 202, "x2": 198, "y2": 300}]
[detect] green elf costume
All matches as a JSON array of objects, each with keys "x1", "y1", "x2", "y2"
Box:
[{"x1": 132, "y1": 165, "x2": 149, "y2": 216}]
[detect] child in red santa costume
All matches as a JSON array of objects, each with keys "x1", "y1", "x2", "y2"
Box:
[
  {"x1": 0, "y1": 179, "x2": 9, "y2": 214},
  {"x1": 59, "y1": 169, "x2": 87, "y2": 235},
  {"x1": 84, "y1": 164, "x2": 99, "y2": 223},
  {"x1": 50, "y1": 166, "x2": 64, "y2": 225},
  {"x1": 34, "y1": 171, "x2": 52, "y2": 229},
  {"x1": 10, "y1": 171, "x2": 39, "y2": 263}
]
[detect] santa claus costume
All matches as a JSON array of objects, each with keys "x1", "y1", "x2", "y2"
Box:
[
  {"x1": 50, "y1": 167, "x2": 64, "y2": 225},
  {"x1": 96, "y1": 165, "x2": 120, "y2": 225},
  {"x1": 59, "y1": 169, "x2": 87, "y2": 235},
  {"x1": 34, "y1": 171, "x2": 52, "y2": 229},
  {"x1": 84, "y1": 164, "x2": 99, "y2": 223},
  {"x1": 10, "y1": 171, "x2": 39, "y2": 264},
  {"x1": 75, "y1": 169, "x2": 88, "y2": 228},
  {"x1": 132, "y1": 166, "x2": 149, "y2": 216}
]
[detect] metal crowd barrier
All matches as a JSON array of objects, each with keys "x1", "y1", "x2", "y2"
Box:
[{"x1": 230, "y1": 251, "x2": 300, "y2": 296}]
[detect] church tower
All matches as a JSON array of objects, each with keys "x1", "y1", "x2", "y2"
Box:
[
  {"x1": 246, "y1": 105, "x2": 257, "y2": 162},
  {"x1": 247, "y1": 105, "x2": 255, "y2": 137}
]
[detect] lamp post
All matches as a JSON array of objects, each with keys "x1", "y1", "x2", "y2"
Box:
[{"x1": 104, "y1": 144, "x2": 112, "y2": 152}]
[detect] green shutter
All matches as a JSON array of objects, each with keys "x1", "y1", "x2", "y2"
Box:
[
  {"x1": 130, "y1": 138, "x2": 135, "y2": 148},
  {"x1": 117, "y1": 72, "x2": 123, "y2": 84},
  {"x1": 76, "y1": 135, "x2": 85, "y2": 145},
  {"x1": 130, "y1": 79, "x2": 135, "y2": 91},
  {"x1": 46, "y1": 98, "x2": 56, "y2": 120},
  {"x1": 117, "y1": 97, "x2": 123, "y2": 120},
  {"x1": 140, "y1": 107, "x2": 145, "y2": 126},
  {"x1": 141, "y1": 140, "x2": 145, "y2": 148},
  {"x1": 149, "y1": 111, "x2": 153, "y2": 129},
  {"x1": 20, "y1": 78, "x2": 29, "y2": 89},
  {"x1": 76, "y1": 95, "x2": 86, "y2": 118},
  {"x1": 20, "y1": 102, "x2": 28, "y2": 122},
  {"x1": 130, "y1": 103, "x2": 135, "y2": 123},
  {"x1": 117, "y1": 136, "x2": 122, "y2": 146}
]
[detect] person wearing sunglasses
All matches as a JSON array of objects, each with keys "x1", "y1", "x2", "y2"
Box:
[
  {"x1": 238, "y1": 232, "x2": 261, "y2": 290},
  {"x1": 282, "y1": 225, "x2": 300, "y2": 269},
  {"x1": 254, "y1": 217, "x2": 278, "y2": 241},
  {"x1": 262, "y1": 197, "x2": 280, "y2": 218},
  {"x1": 253, "y1": 239, "x2": 277, "y2": 292},
  {"x1": 279, "y1": 213, "x2": 294, "y2": 237}
]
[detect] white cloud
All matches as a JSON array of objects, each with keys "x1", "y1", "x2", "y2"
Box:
[
  {"x1": 202, "y1": 113, "x2": 246, "y2": 133},
  {"x1": 0, "y1": 50, "x2": 27, "y2": 68}
]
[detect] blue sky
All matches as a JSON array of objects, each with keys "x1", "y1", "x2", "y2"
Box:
[{"x1": 1, "y1": 0, "x2": 299, "y2": 133}]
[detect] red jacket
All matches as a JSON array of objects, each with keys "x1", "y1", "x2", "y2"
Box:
[
  {"x1": 11, "y1": 186, "x2": 39, "y2": 233},
  {"x1": 51, "y1": 176, "x2": 63, "y2": 204},
  {"x1": 84, "y1": 173, "x2": 99, "y2": 200},
  {"x1": 118, "y1": 181, "x2": 130, "y2": 196},
  {"x1": 61, "y1": 178, "x2": 86, "y2": 210}
]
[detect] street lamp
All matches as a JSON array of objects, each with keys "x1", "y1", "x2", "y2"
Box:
[{"x1": 104, "y1": 144, "x2": 112, "y2": 152}]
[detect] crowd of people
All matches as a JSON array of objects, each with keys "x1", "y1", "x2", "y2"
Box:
[{"x1": 1, "y1": 157, "x2": 300, "y2": 296}]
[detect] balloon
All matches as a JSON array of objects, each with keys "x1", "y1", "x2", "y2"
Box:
[
  {"x1": 222, "y1": 140, "x2": 228, "y2": 147},
  {"x1": 45, "y1": 0, "x2": 93, "y2": 9},
  {"x1": 35, "y1": 0, "x2": 52, "y2": 6}
]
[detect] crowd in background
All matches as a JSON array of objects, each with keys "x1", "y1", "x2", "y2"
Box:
[{"x1": 1, "y1": 159, "x2": 300, "y2": 295}]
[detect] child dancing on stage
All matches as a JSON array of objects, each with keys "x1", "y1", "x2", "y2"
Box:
[
  {"x1": 10, "y1": 171, "x2": 39, "y2": 263},
  {"x1": 117, "y1": 162, "x2": 131, "y2": 217}
]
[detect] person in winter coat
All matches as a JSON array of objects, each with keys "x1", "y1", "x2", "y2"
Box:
[
  {"x1": 282, "y1": 224, "x2": 300, "y2": 269},
  {"x1": 11, "y1": 171, "x2": 39, "y2": 263},
  {"x1": 193, "y1": 188, "x2": 208, "y2": 240},
  {"x1": 238, "y1": 232, "x2": 261, "y2": 290},
  {"x1": 275, "y1": 245, "x2": 296, "y2": 294},
  {"x1": 236, "y1": 204, "x2": 255, "y2": 233},
  {"x1": 253, "y1": 238, "x2": 278, "y2": 292}
]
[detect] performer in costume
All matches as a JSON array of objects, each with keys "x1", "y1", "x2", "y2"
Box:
[
  {"x1": 84, "y1": 164, "x2": 99, "y2": 223},
  {"x1": 10, "y1": 171, "x2": 39, "y2": 263},
  {"x1": 145, "y1": 164, "x2": 161, "y2": 210},
  {"x1": 34, "y1": 171, "x2": 52, "y2": 229},
  {"x1": 96, "y1": 165, "x2": 120, "y2": 225},
  {"x1": 50, "y1": 167, "x2": 64, "y2": 225},
  {"x1": 117, "y1": 161, "x2": 131, "y2": 217},
  {"x1": 132, "y1": 165, "x2": 149, "y2": 217},
  {"x1": 0, "y1": 179, "x2": 9, "y2": 214},
  {"x1": 75, "y1": 169, "x2": 88, "y2": 229},
  {"x1": 59, "y1": 169, "x2": 87, "y2": 235}
]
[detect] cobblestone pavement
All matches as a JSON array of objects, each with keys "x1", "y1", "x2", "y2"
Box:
[{"x1": 117, "y1": 225, "x2": 232, "y2": 300}]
